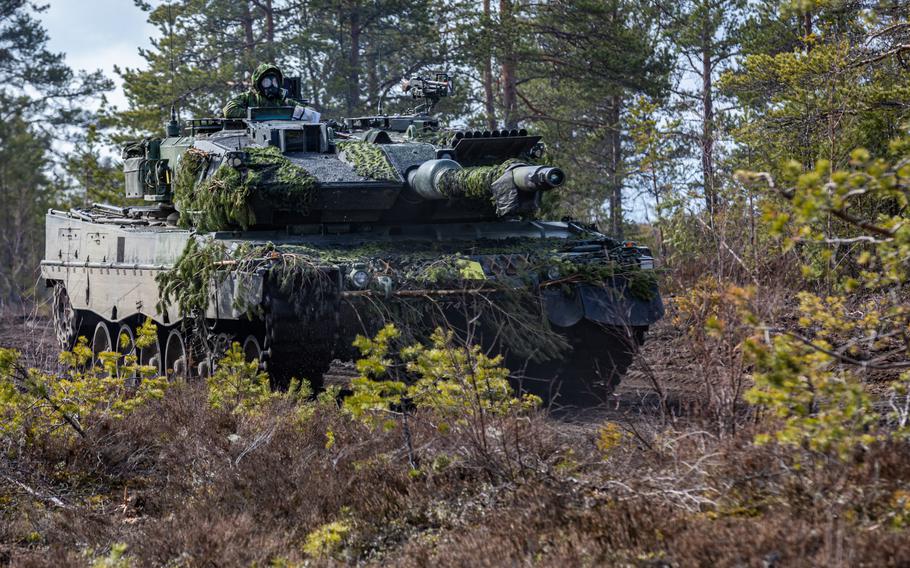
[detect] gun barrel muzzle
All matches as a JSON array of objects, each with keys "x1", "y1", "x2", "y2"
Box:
[{"x1": 510, "y1": 165, "x2": 566, "y2": 192}]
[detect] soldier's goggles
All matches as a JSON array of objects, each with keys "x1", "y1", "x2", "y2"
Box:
[{"x1": 260, "y1": 75, "x2": 279, "y2": 88}]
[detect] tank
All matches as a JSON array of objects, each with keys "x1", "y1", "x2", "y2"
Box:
[{"x1": 41, "y1": 73, "x2": 663, "y2": 398}]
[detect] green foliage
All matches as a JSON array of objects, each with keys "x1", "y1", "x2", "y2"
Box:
[
  {"x1": 303, "y1": 520, "x2": 351, "y2": 559},
  {"x1": 156, "y1": 232, "x2": 651, "y2": 363},
  {"x1": 111, "y1": 2, "x2": 251, "y2": 137},
  {"x1": 407, "y1": 128, "x2": 461, "y2": 146},
  {"x1": 0, "y1": 1, "x2": 111, "y2": 304},
  {"x1": 752, "y1": 147, "x2": 909, "y2": 287},
  {"x1": 174, "y1": 146, "x2": 317, "y2": 232},
  {"x1": 337, "y1": 141, "x2": 399, "y2": 181},
  {"x1": 63, "y1": 124, "x2": 127, "y2": 207},
  {"x1": 406, "y1": 328, "x2": 541, "y2": 417},
  {"x1": 0, "y1": 113, "x2": 54, "y2": 303},
  {"x1": 155, "y1": 237, "x2": 228, "y2": 316},
  {"x1": 206, "y1": 342, "x2": 275, "y2": 415},
  {"x1": 0, "y1": 331, "x2": 167, "y2": 446},
  {"x1": 173, "y1": 147, "x2": 208, "y2": 217},
  {"x1": 90, "y1": 543, "x2": 132, "y2": 568},
  {"x1": 734, "y1": 143, "x2": 909, "y2": 444},
  {"x1": 744, "y1": 334, "x2": 877, "y2": 460},
  {"x1": 437, "y1": 159, "x2": 522, "y2": 200},
  {"x1": 345, "y1": 323, "x2": 540, "y2": 425},
  {"x1": 548, "y1": 258, "x2": 660, "y2": 301}
]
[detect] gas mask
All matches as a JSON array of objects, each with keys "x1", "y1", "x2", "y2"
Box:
[{"x1": 259, "y1": 73, "x2": 281, "y2": 99}]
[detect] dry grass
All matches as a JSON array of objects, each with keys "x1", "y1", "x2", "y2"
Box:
[
  {"x1": 3, "y1": 271, "x2": 910, "y2": 567},
  {"x1": 2, "y1": 367, "x2": 910, "y2": 567}
]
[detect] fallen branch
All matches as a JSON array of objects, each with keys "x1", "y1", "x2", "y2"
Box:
[{"x1": 1, "y1": 473, "x2": 72, "y2": 510}]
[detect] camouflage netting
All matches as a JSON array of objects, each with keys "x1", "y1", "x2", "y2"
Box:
[
  {"x1": 336, "y1": 141, "x2": 400, "y2": 181},
  {"x1": 437, "y1": 159, "x2": 523, "y2": 200},
  {"x1": 174, "y1": 146, "x2": 318, "y2": 232},
  {"x1": 157, "y1": 236, "x2": 660, "y2": 362},
  {"x1": 408, "y1": 128, "x2": 460, "y2": 147}
]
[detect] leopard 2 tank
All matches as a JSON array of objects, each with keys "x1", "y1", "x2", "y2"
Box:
[{"x1": 42, "y1": 74, "x2": 663, "y2": 399}]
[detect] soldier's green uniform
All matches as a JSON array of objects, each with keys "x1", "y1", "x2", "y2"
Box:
[{"x1": 223, "y1": 63, "x2": 305, "y2": 119}]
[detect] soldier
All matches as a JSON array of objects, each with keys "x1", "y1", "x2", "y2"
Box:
[{"x1": 223, "y1": 63, "x2": 319, "y2": 121}]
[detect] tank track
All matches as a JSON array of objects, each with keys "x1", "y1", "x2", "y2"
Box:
[
  {"x1": 509, "y1": 321, "x2": 646, "y2": 404},
  {"x1": 261, "y1": 293, "x2": 336, "y2": 391}
]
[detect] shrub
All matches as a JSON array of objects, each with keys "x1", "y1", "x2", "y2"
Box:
[
  {"x1": 0, "y1": 324, "x2": 167, "y2": 446},
  {"x1": 345, "y1": 324, "x2": 540, "y2": 422},
  {"x1": 343, "y1": 324, "x2": 542, "y2": 476},
  {"x1": 206, "y1": 342, "x2": 274, "y2": 414},
  {"x1": 303, "y1": 520, "x2": 351, "y2": 559}
]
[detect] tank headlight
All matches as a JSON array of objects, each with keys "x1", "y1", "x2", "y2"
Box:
[
  {"x1": 639, "y1": 258, "x2": 654, "y2": 270},
  {"x1": 349, "y1": 268, "x2": 370, "y2": 288},
  {"x1": 546, "y1": 265, "x2": 561, "y2": 280}
]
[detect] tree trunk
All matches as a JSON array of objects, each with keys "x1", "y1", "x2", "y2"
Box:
[
  {"x1": 263, "y1": 0, "x2": 275, "y2": 61},
  {"x1": 347, "y1": 10, "x2": 361, "y2": 116},
  {"x1": 241, "y1": 2, "x2": 255, "y2": 60},
  {"x1": 499, "y1": 0, "x2": 517, "y2": 128},
  {"x1": 367, "y1": 48, "x2": 379, "y2": 113},
  {"x1": 803, "y1": 10, "x2": 813, "y2": 53},
  {"x1": 701, "y1": 27, "x2": 716, "y2": 215},
  {"x1": 608, "y1": 95, "x2": 624, "y2": 238},
  {"x1": 482, "y1": 0, "x2": 497, "y2": 129}
]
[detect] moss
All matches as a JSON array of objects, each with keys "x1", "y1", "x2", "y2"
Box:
[
  {"x1": 337, "y1": 141, "x2": 400, "y2": 181},
  {"x1": 173, "y1": 145, "x2": 317, "y2": 232},
  {"x1": 437, "y1": 159, "x2": 523, "y2": 200}
]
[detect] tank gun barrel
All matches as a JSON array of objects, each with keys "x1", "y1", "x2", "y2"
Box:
[
  {"x1": 407, "y1": 159, "x2": 566, "y2": 201},
  {"x1": 405, "y1": 159, "x2": 566, "y2": 217},
  {"x1": 508, "y1": 165, "x2": 565, "y2": 192}
]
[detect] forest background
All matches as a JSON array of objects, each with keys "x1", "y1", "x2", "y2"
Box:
[
  {"x1": 5, "y1": 0, "x2": 908, "y2": 304},
  {"x1": 2, "y1": 0, "x2": 910, "y2": 565}
]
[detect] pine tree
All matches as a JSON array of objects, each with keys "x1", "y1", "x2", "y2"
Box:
[
  {"x1": 0, "y1": 0, "x2": 111, "y2": 305},
  {"x1": 519, "y1": 0, "x2": 671, "y2": 234},
  {"x1": 667, "y1": 0, "x2": 747, "y2": 215}
]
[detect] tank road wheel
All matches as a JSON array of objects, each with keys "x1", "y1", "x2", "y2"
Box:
[
  {"x1": 116, "y1": 324, "x2": 138, "y2": 384},
  {"x1": 52, "y1": 284, "x2": 95, "y2": 350},
  {"x1": 52, "y1": 284, "x2": 77, "y2": 349},
  {"x1": 164, "y1": 329, "x2": 188, "y2": 379},
  {"x1": 139, "y1": 331, "x2": 163, "y2": 376},
  {"x1": 199, "y1": 332, "x2": 232, "y2": 378},
  {"x1": 91, "y1": 322, "x2": 113, "y2": 369},
  {"x1": 242, "y1": 335, "x2": 263, "y2": 366}
]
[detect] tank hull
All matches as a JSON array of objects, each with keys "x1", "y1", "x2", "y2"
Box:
[{"x1": 42, "y1": 209, "x2": 663, "y2": 394}]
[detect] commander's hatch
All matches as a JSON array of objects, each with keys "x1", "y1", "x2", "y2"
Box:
[{"x1": 245, "y1": 107, "x2": 332, "y2": 153}]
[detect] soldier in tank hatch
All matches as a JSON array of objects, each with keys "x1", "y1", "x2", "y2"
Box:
[{"x1": 223, "y1": 63, "x2": 320, "y2": 122}]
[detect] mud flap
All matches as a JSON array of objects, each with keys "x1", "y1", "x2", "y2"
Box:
[
  {"x1": 542, "y1": 288, "x2": 584, "y2": 327},
  {"x1": 543, "y1": 283, "x2": 664, "y2": 328}
]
